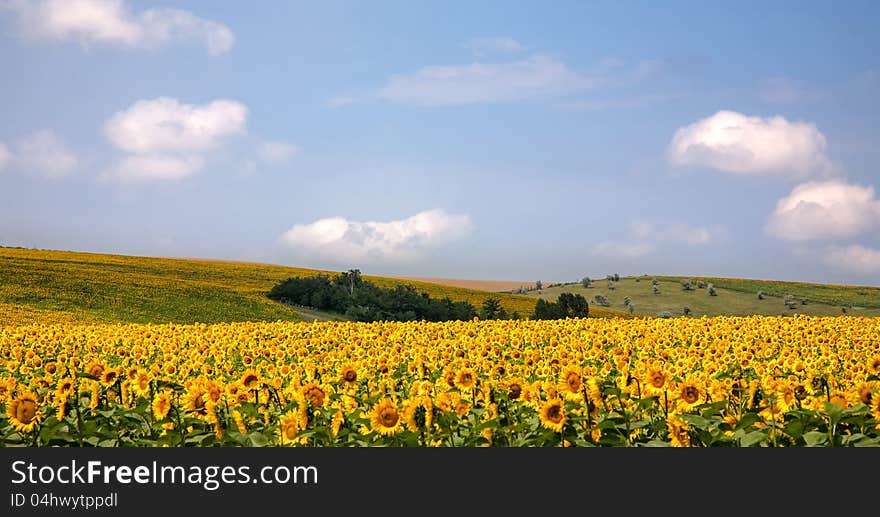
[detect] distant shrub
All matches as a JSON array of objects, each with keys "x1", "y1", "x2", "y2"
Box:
[
  {"x1": 651, "y1": 278, "x2": 658, "y2": 286},
  {"x1": 657, "y1": 311, "x2": 673, "y2": 318},
  {"x1": 581, "y1": 276, "x2": 591, "y2": 288},
  {"x1": 707, "y1": 284, "x2": 717, "y2": 296},
  {"x1": 627, "y1": 304, "x2": 635, "y2": 314},
  {"x1": 607, "y1": 281, "x2": 616, "y2": 290},
  {"x1": 593, "y1": 294, "x2": 611, "y2": 307},
  {"x1": 652, "y1": 285, "x2": 660, "y2": 295},
  {"x1": 683, "y1": 306, "x2": 691, "y2": 316},
  {"x1": 681, "y1": 279, "x2": 694, "y2": 291},
  {"x1": 623, "y1": 296, "x2": 632, "y2": 307},
  {"x1": 696, "y1": 281, "x2": 707, "y2": 289},
  {"x1": 757, "y1": 291, "x2": 765, "y2": 300}
]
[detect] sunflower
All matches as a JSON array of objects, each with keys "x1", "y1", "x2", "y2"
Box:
[
  {"x1": 454, "y1": 368, "x2": 476, "y2": 391},
  {"x1": 240, "y1": 370, "x2": 260, "y2": 390},
  {"x1": 339, "y1": 363, "x2": 358, "y2": 384},
  {"x1": 7, "y1": 393, "x2": 41, "y2": 433},
  {"x1": 132, "y1": 370, "x2": 151, "y2": 398},
  {"x1": 276, "y1": 410, "x2": 300, "y2": 445},
  {"x1": 85, "y1": 361, "x2": 105, "y2": 379},
  {"x1": 506, "y1": 379, "x2": 523, "y2": 400},
  {"x1": 100, "y1": 367, "x2": 120, "y2": 387},
  {"x1": 645, "y1": 367, "x2": 668, "y2": 395},
  {"x1": 232, "y1": 409, "x2": 248, "y2": 435},
  {"x1": 871, "y1": 392, "x2": 880, "y2": 425},
  {"x1": 857, "y1": 382, "x2": 876, "y2": 406},
  {"x1": 55, "y1": 376, "x2": 74, "y2": 399},
  {"x1": 539, "y1": 398, "x2": 566, "y2": 433},
  {"x1": 677, "y1": 378, "x2": 703, "y2": 411},
  {"x1": 369, "y1": 398, "x2": 402, "y2": 436},
  {"x1": 301, "y1": 382, "x2": 327, "y2": 408},
  {"x1": 667, "y1": 414, "x2": 691, "y2": 447},
  {"x1": 869, "y1": 355, "x2": 880, "y2": 376},
  {"x1": 152, "y1": 390, "x2": 172, "y2": 420},
  {"x1": 184, "y1": 387, "x2": 208, "y2": 417},
  {"x1": 559, "y1": 367, "x2": 582, "y2": 401}
]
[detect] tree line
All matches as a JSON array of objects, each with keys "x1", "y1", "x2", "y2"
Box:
[{"x1": 268, "y1": 270, "x2": 590, "y2": 322}]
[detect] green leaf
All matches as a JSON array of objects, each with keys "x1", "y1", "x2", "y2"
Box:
[
  {"x1": 802, "y1": 431, "x2": 827, "y2": 447},
  {"x1": 740, "y1": 430, "x2": 766, "y2": 447}
]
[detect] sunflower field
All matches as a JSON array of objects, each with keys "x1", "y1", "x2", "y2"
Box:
[{"x1": 2, "y1": 315, "x2": 879, "y2": 447}]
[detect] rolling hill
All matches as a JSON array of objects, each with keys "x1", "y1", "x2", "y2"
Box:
[
  {"x1": 524, "y1": 275, "x2": 880, "y2": 318},
  {"x1": 0, "y1": 247, "x2": 626, "y2": 326}
]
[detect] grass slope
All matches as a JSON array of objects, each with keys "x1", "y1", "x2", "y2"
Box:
[
  {"x1": 525, "y1": 276, "x2": 880, "y2": 318},
  {"x1": 0, "y1": 247, "x2": 626, "y2": 326}
]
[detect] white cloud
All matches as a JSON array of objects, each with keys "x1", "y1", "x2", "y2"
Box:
[
  {"x1": 668, "y1": 110, "x2": 832, "y2": 177},
  {"x1": 103, "y1": 97, "x2": 247, "y2": 182},
  {"x1": 258, "y1": 141, "x2": 300, "y2": 164},
  {"x1": 104, "y1": 97, "x2": 247, "y2": 154},
  {"x1": 0, "y1": 142, "x2": 10, "y2": 170},
  {"x1": 466, "y1": 36, "x2": 527, "y2": 55},
  {"x1": 13, "y1": 130, "x2": 78, "y2": 178},
  {"x1": 377, "y1": 53, "x2": 597, "y2": 106},
  {"x1": 591, "y1": 241, "x2": 655, "y2": 259},
  {"x1": 766, "y1": 180, "x2": 880, "y2": 241},
  {"x1": 824, "y1": 245, "x2": 880, "y2": 275},
  {"x1": 279, "y1": 209, "x2": 473, "y2": 264},
  {"x1": 102, "y1": 154, "x2": 204, "y2": 182},
  {"x1": 2, "y1": 0, "x2": 234, "y2": 55}
]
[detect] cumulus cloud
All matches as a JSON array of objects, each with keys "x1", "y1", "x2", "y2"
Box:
[
  {"x1": 824, "y1": 245, "x2": 880, "y2": 276},
  {"x1": 103, "y1": 97, "x2": 247, "y2": 181},
  {"x1": 258, "y1": 141, "x2": 300, "y2": 164},
  {"x1": 0, "y1": 142, "x2": 9, "y2": 170},
  {"x1": 766, "y1": 180, "x2": 880, "y2": 241},
  {"x1": 104, "y1": 97, "x2": 247, "y2": 154},
  {"x1": 466, "y1": 36, "x2": 527, "y2": 55},
  {"x1": 668, "y1": 110, "x2": 832, "y2": 177},
  {"x1": 1, "y1": 0, "x2": 234, "y2": 55},
  {"x1": 102, "y1": 154, "x2": 204, "y2": 182},
  {"x1": 279, "y1": 209, "x2": 473, "y2": 264},
  {"x1": 378, "y1": 54, "x2": 597, "y2": 106},
  {"x1": 13, "y1": 130, "x2": 78, "y2": 178}
]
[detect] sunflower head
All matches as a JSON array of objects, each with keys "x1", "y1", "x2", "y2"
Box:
[
  {"x1": 7, "y1": 392, "x2": 41, "y2": 433},
  {"x1": 539, "y1": 398, "x2": 566, "y2": 433},
  {"x1": 152, "y1": 390, "x2": 172, "y2": 421},
  {"x1": 454, "y1": 368, "x2": 476, "y2": 391},
  {"x1": 277, "y1": 410, "x2": 300, "y2": 444},
  {"x1": 370, "y1": 398, "x2": 401, "y2": 436},
  {"x1": 340, "y1": 364, "x2": 358, "y2": 384},
  {"x1": 100, "y1": 367, "x2": 120, "y2": 387},
  {"x1": 240, "y1": 370, "x2": 260, "y2": 390},
  {"x1": 560, "y1": 367, "x2": 582, "y2": 395},
  {"x1": 301, "y1": 382, "x2": 326, "y2": 408},
  {"x1": 86, "y1": 361, "x2": 105, "y2": 379}
]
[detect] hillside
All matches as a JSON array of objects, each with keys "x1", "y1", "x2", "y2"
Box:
[
  {"x1": 0, "y1": 247, "x2": 627, "y2": 326},
  {"x1": 525, "y1": 275, "x2": 880, "y2": 318}
]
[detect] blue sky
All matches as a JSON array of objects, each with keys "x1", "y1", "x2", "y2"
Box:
[{"x1": 0, "y1": 1, "x2": 878, "y2": 285}]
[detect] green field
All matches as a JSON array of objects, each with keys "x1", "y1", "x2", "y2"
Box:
[
  {"x1": 524, "y1": 275, "x2": 880, "y2": 318},
  {"x1": 0, "y1": 247, "x2": 582, "y2": 326}
]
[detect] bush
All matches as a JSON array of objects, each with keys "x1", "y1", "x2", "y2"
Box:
[
  {"x1": 707, "y1": 284, "x2": 717, "y2": 296},
  {"x1": 657, "y1": 311, "x2": 673, "y2": 318},
  {"x1": 683, "y1": 306, "x2": 691, "y2": 316},
  {"x1": 652, "y1": 285, "x2": 660, "y2": 295},
  {"x1": 681, "y1": 279, "x2": 694, "y2": 291},
  {"x1": 593, "y1": 294, "x2": 611, "y2": 307},
  {"x1": 757, "y1": 291, "x2": 765, "y2": 300}
]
